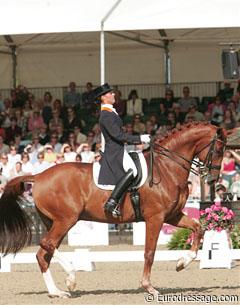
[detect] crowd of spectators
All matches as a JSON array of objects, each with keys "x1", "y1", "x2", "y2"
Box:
[{"x1": 0, "y1": 80, "x2": 240, "y2": 200}]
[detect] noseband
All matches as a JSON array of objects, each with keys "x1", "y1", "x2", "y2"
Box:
[{"x1": 149, "y1": 130, "x2": 225, "y2": 187}]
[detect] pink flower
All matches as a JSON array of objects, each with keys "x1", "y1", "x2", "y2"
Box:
[
  {"x1": 199, "y1": 210, "x2": 205, "y2": 216},
  {"x1": 205, "y1": 208, "x2": 212, "y2": 213},
  {"x1": 226, "y1": 214, "x2": 233, "y2": 220},
  {"x1": 222, "y1": 207, "x2": 229, "y2": 214},
  {"x1": 206, "y1": 214, "x2": 212, "y2": 221},
  {"x1": 213, "y1": 215, "x2": 219, "y2": 221},
  {"x1": 208, "y1": 223, "x2": 214, "y2": 230},
  {"x1": 228, "y1": 210, "x2": 234, "y2": 217},
  {"x1": 216, "y1": 227, "x2": 222, "y2": 232},
  {"x1": 213, "y1": 205, "x2": 221, "y2": 211}
]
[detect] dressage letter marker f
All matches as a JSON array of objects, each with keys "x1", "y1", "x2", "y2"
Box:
[{"x1": 208, "y1": 243, "x2": 219, "y2": 260}]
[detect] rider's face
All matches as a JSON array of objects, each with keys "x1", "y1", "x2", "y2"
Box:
[{"x1": 101, "y1": 91, "x2": 115, "y2": 104}]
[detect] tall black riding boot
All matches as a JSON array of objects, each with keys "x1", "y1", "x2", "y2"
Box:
[{"x1": 104, "y1": 169, "x2": 134, "y2": 217}]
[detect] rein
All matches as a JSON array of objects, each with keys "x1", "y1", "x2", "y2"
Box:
[{"x1": 149, "y1": 133, "x2": 224, "y2": 187}]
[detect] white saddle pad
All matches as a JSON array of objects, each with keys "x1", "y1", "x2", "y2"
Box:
[{"x1": 93, "y1": 151, "x2": 148, "y2": 190}]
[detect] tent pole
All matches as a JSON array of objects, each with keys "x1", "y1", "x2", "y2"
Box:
[
  {"x1": 11, "y1": 46, "x2": 17, "y2": 88},
  {"x1": 164, "y1": 40, "x2": 171, "y2": 87},
  {"x1": 100, "y1": 0, "x2": 122, "y2": 85}
]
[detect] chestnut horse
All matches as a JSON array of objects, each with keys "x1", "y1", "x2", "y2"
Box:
[{"x1": 0, "y1": 122, "x2": 226, "y2": 297}]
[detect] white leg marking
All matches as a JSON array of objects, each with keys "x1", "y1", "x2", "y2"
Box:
[
  {"x1": 53, "y1": 249, "x2": 76, "y2": 291},
  {"x1": 42, "y1": 269, "x2": 71, "y2": 298},
  {"x1": 176, "y1": 251, "x2": 197, "y2": 271}
]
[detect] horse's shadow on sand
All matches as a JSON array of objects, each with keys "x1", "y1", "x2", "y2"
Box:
[{"x1": 19, "y1": 285, "x2": 239, "y2": 298}]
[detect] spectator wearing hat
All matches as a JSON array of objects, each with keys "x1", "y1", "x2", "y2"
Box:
[
  {"x1": 61, "y1": 143, "x2": 76, "y2": 162},
  {"x1": 77, "y1": 143, "x2": 95, "y2": 163},
  {"x1": 126, "y1": 89, "x2": 143, "y2": 116},
  {"x1": 43, "y1": 144, "x2": 57, "y2": 163}
]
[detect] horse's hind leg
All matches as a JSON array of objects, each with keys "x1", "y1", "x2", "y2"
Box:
[
  {"x1": 36, "y1": 219, "x2": 77, "y2": 298},
  {"x1": 141, "y1": 214, "x2": 164, "y2": 296},
  {"x1": 167, "y1": 212, "x2": 203, "y2": 271}
]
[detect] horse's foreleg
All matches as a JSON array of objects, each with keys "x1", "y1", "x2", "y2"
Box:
[
  {"x1": 141, "y1": 214, "x2": 164, "y2": 296},
  {"x1": 53, "y1": 249, "x2": 76, "y2": 291},
  {"x1": 167, "y1": 212, "x2": 203, "y2": 271}
]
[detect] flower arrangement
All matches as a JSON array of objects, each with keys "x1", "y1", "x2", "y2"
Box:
[{"x1": 199, "y1": 203, "x2": 235, "y2": 232}]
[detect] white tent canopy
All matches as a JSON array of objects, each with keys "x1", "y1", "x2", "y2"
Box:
[{"x1": 0, "y1": 0, "x2": 240, "y2": 35}]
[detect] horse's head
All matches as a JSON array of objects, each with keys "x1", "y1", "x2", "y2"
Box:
[{"x1": 195, "y1": 127, "x2": 227, "y2": 185}]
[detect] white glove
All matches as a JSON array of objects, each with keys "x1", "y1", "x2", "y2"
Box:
[{"x1": 140, "y1": 134, "x2": 151, "y2": 143}]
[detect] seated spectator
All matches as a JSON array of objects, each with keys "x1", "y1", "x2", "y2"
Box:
[
  {"x1": 67, "y1": 132, "x2": 79, "y2": 151},
  {"x1": 55, "y1": 153, "x2": 65, "y2": 164},
  {"x1": 114, "y1": 89, "x2": 126, "y2": 117},
  {"x1": 39, "y1": 124, "x2": 50, "y2": 145},
  {"x1": 33, "y1": 152, "x2": 51, "y2": 174},
  {"x1": 184, "y1": 105, "x2": 205, "y2": 122},
  {"x1": 7, "y1": 145, "x2": 21, "y2": 169},
  {"x1": 14, "y1": 108, "x2": 27, "y2": 136},
  {"x1": 0, "y1": 154, "x2": 12, "y2": 180},
  {"x1": 61, "y1": 143, "x2": 77, "y2": 162},
  {"x1": 47, "y1": 133, "x2": 62, "y2": 153},
  {"x1": 55, "y1": 123, "x2": 66, "y2": 144},
  {"x1": 0, "y1": 166, "x2": 8, "y2": 197},
  {"x1": 63, "y1": 81, "x2": 81, "y2": 108},
  {"x1": 92, "y1": 124, "x2": 102, "y2": 146},
  {"x1": 82, "y1": 82, "x2": 94, "y2": 111},
  {"x1": 221, "y1": 150, "x2": 238, "y2": 184},
  {"x1": 42, "y1": 91, "x2": 53, "y2": 125},
  {"x1": 29, "y1": 135, "x2": 43, "y2": 164},
  {"x1": 77, "y1": 143, "x2": 95, "y2": 163},
  {"x1": 10, "y1": 161, "x2": 24, "y2": 178},
  {"x1": 52, "y1": 99, "x2": 64, "y2": 119},
  {"x1": 172, "y1": 103, "x2": 185, "y2": 124},
  {"x1": 22, "y1": 98, "x2": 33, "y2": 120},
  {"x1": 74, "y1": 125, "x2": 87, "y2": 145},
  {"x1": 178, "y1": 86, "x2": 197, "y2": 114},
  {"x1": 208, "y1": 96, "x2": 225, "y2": 125},
  {"x1": 230, "y1": 173, "x2": 240, "y2": 199},
  {"x1": 5, "y1": 117, "x2": 22, "y2": 144},
  {"x1": 43, "y1": 144, "x2": 57, "y2": 163},
  {"x1": 220, "y1": 109, "x2": 236, "y2": 130},
  {"x1": 75, "y1": 153, "x2": 82, "y2": 162},
  {"x1": 214, "y1": 183, "x2": 227, "y2": 203},
  {"x1": 86, "y1": 131, "x2": 95, "y2": 150},
  {"x1": 148, "y1": 114, "x2": 159, "y2": 132},
  {"x1": 217, "y1": 81, "x2": 234, "y2": 103},
  {"x1": 126, "y1": 89, "x2": 143, "y2": 116},
  {"x1": 162, "y1": 89, "x2": 174, "y2": 110},
  {"x1": 203, "y1": 110, "x2": 212, "y2": 123},
  {"x1": 21, "y1": 152, "x2": 34, "y2": 174},
  {"x1": 132, "y1": 114, "x2": 146, "y2": 134},
  {"x1": 167, "y1": 111, "x2": 177, "y2": 128},
  {"x1": 28, "y1": 109, "x2": 44, "y2": 134},
  {"x1": 0, "y1": 135, "x2": 9, "y2": 155},
  {"x1": 63, "y1": 107, "x2": 79, "y2": 133},
  {"x1": 159, "y1": 103, "x2": 168, "y2": 123},
  {"x1": 49, "y1": 109, "x2": 63, "y2": 133},
  {"x1": 145, "y1": 120, "x2": 155, "y2": 135}
]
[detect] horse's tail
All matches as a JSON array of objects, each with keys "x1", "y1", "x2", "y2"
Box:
[{"x1": 0, "y1": 175, "x2": 35, "y2": 256}]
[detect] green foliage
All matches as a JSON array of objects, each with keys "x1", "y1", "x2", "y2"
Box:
[
  {"x1": 167, "y1": 225, "x2": 240, "y2": 250},
  {"x1": 230, "y1": 225, "x2": 240, "y2": 249},
  {"x1": 167, "y1": 228, "x2": 192, "y2": 250}
]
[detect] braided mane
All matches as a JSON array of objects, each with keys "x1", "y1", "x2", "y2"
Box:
[{"x1": 154, "y1": 121, "x2": 213, "y2": 146}]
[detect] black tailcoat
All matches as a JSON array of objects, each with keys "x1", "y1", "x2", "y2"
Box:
[{"x1": 98, "y1": 109, "x2": 141, "y2": 185}]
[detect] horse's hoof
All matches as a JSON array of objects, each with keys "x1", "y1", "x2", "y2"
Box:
[
  {"x1": 176, "y1": 258, "x2": 185, "y2": 272},
  {"x1": 66, "y1": 277, "x2": 77, "y2": 291},
  {"x1": 48, "y1": 290, "x2": 71, "y2": 298}
]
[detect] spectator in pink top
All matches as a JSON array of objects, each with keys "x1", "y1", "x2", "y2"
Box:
[{"x1": 28, "y1": 109, "x2": 44, "y2": 133}]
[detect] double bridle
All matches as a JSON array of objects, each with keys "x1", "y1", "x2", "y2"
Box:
[{"x1": 149, "y1": 131, "x2": 226, "y2": 187}]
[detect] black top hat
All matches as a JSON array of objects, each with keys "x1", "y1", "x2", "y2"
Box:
[{"x1": 90, "y1": 83, "x2": 113, "y2": 102}]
